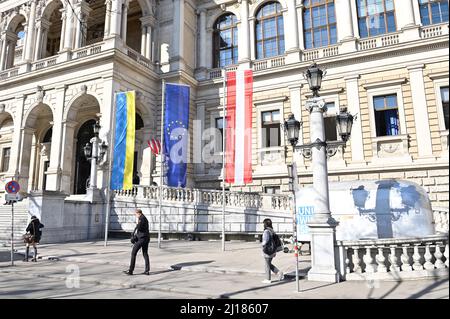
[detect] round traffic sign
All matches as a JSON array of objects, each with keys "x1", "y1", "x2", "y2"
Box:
[{"x1": 5, "y1": 181, "x2": 20, "y2": 194}]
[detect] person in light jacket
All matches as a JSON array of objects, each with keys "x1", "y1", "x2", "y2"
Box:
[{"x1": 261, "y1": 218, "x2": 284, "y2": 284}]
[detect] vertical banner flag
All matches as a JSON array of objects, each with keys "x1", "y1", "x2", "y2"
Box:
[
  {"x1": 225, "y1": 70, "x2": 253, "y2": 185},
  {"x1": 164, "y1": 83, "x2": 190, "y2": 188},
  {"x1": 111, "y1": 91, "x2": 136, "y2": 190}
]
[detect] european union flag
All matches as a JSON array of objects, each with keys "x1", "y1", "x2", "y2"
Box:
[{"x1": 164, "y1": 83, "x2": 190, "y2": 188}]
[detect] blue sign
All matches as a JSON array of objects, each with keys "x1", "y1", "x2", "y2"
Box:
[{"x1": 297, "y1": 206, "x2": 314, "y2": 235}]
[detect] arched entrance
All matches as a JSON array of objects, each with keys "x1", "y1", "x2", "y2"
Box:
[
  {"x1": 0, "y1": 112, "x2": 14, "y2": 180},
  {"x1": 73, "y1": 119, "x2": 95, "y2": 194},
  {"x1": 3, "y1": 14, "x2": 26, "y2": 69},
  {"x1": 39, "y1": 0, "x2": 63, "y2": 59},
  {"x1": 20, "y1": 103, "x2": 54, "y2": 192},
  {"x1": 126, "y1": 0, "x2": 143, "y2": 52},
  {"x1": 62, "y1": 93, "x2": 101, "y2": 195}
]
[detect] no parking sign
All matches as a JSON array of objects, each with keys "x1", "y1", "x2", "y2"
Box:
[{"x1": 5, "y1": 181, "x2": 20, "y2": 194}]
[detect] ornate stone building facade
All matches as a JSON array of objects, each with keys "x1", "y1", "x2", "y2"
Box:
[{"x1": 0, "y1": 0, "x2": 448, "y2": 211}]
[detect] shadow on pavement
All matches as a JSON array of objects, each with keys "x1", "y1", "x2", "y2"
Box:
[
  {"x1": 0, "y1": 251, "x2": 22, "y2": 263},
  {"x1": 406, "y1": 278, "x2": 449, "y2": 299},
  {"x1": 218, "y1": 277, "x2": 296, "y2": 299},
  {"x1": 170, "y1": 260, "x2": 215, "y2": 270}
]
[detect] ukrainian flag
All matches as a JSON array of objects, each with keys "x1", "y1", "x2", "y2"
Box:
[{"x1": 111, "y1": 91, "x2": 135, "y2": 190}]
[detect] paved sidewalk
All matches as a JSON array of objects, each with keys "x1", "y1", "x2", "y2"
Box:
[{"x1": 0, "y1": 239, "x2": 448, "y2": 299}]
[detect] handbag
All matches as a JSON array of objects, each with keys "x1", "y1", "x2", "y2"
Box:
[
  {"x1": 22, "y1": 233, "x2": 35, "y2": 244},
  {"x1": 130, "y1": 232, "x2": 138, "y2": 244}
]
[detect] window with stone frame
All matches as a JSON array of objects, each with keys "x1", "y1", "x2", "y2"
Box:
[
  {"x1": 213, "y1": 14, "x2": 238, "y2": 68},
  {"x1": 373, "y1": 94, "x2": 400, "y2": 137},
  {"x1": 419, "y1": 0, "x2": 449, "y2": 26},
  {"x1": 441, "y1": 86, "x2": 449, "y2": 130},
  {"x1": 215, "y1": 117, "x2": 224, "y2": 151},
  {"x1": 1, "y1": 147, "x2": 11, "y2": 172},
  {"x1": 264, "y1": 185, "x2": 281, "y2": 194},
  {"x1": 356, "y1": 0, "x2": 396, "y2": 38},
  {"x1": 303, "y1": 0, "x2": 337, "y2": 49},
  {"x1": 261, "y1": 110, "x2": 281, "y2": 148},
  {"x1": 323, "y1": 102, "x2": 339, "y2": 141},
  {"x1": 255, "y1": 1, "x2": 285, "y2": 59}
]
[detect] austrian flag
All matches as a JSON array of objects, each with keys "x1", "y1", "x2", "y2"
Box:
[{"x1": 225, "y1": 70, "x2": 253, "y2": 185}]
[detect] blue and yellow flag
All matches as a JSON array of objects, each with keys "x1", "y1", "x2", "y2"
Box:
[{"x1": 111, "y1": 91, "x2": 135, "y2": 190}]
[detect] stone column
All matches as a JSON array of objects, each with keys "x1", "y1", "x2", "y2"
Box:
[
  {"x1": 172, "y1": 0, "x2": 185, "y2": 69},
  {"x1": 335, "y1": 0, "x2": 356, "y2": 53},
  {"x1": 21, "y1": 24, "x2": 29, "y2": 62},
  {"x1": 0, "y1": 33, "x2": 8, "y2": 70},
  {"x1": 45, "y1": 85, "x2": 67, "y2": 191},
  {"x1": 18, "y1": 127, "x2": 35, "y2": 193},
  {"x1": 59, "y1": 10, "x2": 67, "y2": 52},
  {"x1": 109, "y1": 0, "x2": 122, "y2": 38},
  {"x1": 296, "y1": 3, "x2": 305, "y2": 51},
  {"x1": 198, "y1": 9, "x2": 207, "y2": 69},
  {"x1": 305, "y1": 97, "x2": 339, "y2": 283},
  {"x1": 74, "y1": 10, "x2": 82, "y2": 49},
  {"x1": 63, "y1": 4, "x2": 74, "y2": 50},
  {"x1": 104, "y1": 0, "x2": 112, "y2": 37},
  {"x1": 407, "y1": 64, "x2": 433, "y2": 158},
  {"x1": 24, "y1": 0, "x2": 37, "y2": 62},
  {"x1": 395, "y1": 0, "x2": 420, "y2": 41},
  {"x1": 59, "y1": 120, "x2": 77, "y2": 194},
  {"x1": 6, "y1": 39, "x2": 15, "y2": 69},
  {"x1": 121, "y1": 2, "x2": 128, "y2": 43},
  {"x1": 141, "y1": 25, "x2": 147, "y2": 56},
  {"x1": 194, "y1": 101, "x2": 205, "y2": 175},
  {"x1": 238, "y1": 0, "x2": 250, "y2": 64},
  {"x1": 249, "y1": 18, "x2": 256, "y2": 61},
  {"x1": 284, "y1": 0, "x2": 299, "y2": 54},
  {"x1": 345, "y1": 74, "x2": 365, "y2": 163},
  {"x1": 34, "y1": 22, "x2": 43, "y2": 60},
  {"x1": 145, "y1": 25, "x2": 152, "y2": 60},
  {"x1": 7, "y1": 95, "x2": 26, "y2": 180}
]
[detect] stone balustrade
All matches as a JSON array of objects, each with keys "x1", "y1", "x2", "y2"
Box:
[
  {"x1": 336, "y1": 235, "x2": 449, "y2": 281},
  {"x1": 253, "y1": 55, "x2": 286, "y2": 71},
  {"x1": 433, "y1": 207, "x2": 449, "y2": 234}
]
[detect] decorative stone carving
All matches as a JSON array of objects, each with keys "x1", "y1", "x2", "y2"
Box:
[
  {"x1": 36, "y1": 85, "x2": 45, "y2": 103},
  {"x1": 0, "y1": 104, "x2": 5, "y2": 113},
  {"x1": 80, "y1": 84, "x2": 87, "y2": 95}
]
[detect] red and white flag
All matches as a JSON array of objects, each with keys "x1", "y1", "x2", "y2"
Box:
[
  {"x1": 225, "y1": 70, "x2": 253, "y2": 185},
  {"x1": 148, "y1": 138, "x2": 161, "y2": 155}
]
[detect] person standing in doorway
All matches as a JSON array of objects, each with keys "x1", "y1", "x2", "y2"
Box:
[
  {"x1": 123, "y1": 209, "x2": 150, "y2": 275},
  {"x1": 261, "y1": 218, "x2": 284, "y2": 284},
  {"x1": 23, "y1": 215, "x2": 44, "y2": 262}
]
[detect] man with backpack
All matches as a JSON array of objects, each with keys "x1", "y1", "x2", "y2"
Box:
[{"x1": 261, "y1": 218, "x2": 284, "y2": 284}]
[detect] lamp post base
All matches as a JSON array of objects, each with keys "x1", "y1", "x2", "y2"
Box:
[{"x1": 307, "y1": 222, "x2": 339, "y2": 283}]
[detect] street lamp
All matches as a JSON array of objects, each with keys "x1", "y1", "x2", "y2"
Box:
[
  {"x1": 83, "y1": 120, "x2": 108, "y2": 190},
  {"x1": 282, "y1": 63, "x2": 355, "y2": 283}
]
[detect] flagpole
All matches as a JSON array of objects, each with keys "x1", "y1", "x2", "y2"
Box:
[
  {"x1": 104, "y1": 90, "x2": 117, "y2": 247},
  {"x1": 222, "y1": 69, "x2": 227, "y2": 252},
  {"x1": 158, "y1": 80, "x2": 166, "y2": 249}
]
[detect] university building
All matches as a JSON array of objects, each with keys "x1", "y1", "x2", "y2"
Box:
[{"x1": 0, "y1": 0, "x2": 448, "y2": 241}]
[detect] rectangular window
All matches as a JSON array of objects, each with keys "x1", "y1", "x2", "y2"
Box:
[
  {"x1": 264, "y1": 186, "x2": 281, "y2": 194},
  {"x1": 215, "y1": 117, "x2": 224, "y2": 151},
  {"x1": 419, "y1": 0, "x2": 449, "y2": 26},
  {"x1": 441, "y1": 86, "x2": 449, "y2": 130},
  {"x1": 373, "y1": 94, "x2": 400, "y2": 136},
  {"x1": 1, "y1": 147, "x2": 11, "y2": 172},
  {"x1": 303, "y1": 0, "x2": 337, "y2": 49},
  {"x1": 357, "y1": 0, "x2": 396, "y2": 38},
  {"x1": 324, "y1": 102, "x2": 338, "y2": 141},
  {"x1": 261, "y1": 110, "x2": 281, "y2": 148}
]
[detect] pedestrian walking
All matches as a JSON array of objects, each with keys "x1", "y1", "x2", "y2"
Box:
[
  {"x1": 261, "y1": 218, "x2": 284, "y2": 284},
  {"x1": 123, "y1": 209, "x2": 150, "y2": 275},
  {"x1": 23, "y1": 215, "x2": 44, "y2": 262}
]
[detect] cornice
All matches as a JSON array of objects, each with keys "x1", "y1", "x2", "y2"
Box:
[{"x1": 362, "y1": 78, "x2": 408, "y2": 90}]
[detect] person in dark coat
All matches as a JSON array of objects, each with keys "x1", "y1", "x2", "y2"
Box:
[
  {"x1": 123, "y1": 209, "x2": 150, "y2": 275},
  {"x1": 23, "y1": 216, "x2": 44, "y2": 262}
]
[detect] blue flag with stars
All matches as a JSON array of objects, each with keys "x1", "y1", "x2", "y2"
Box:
[{"x1": 164, "y1": 83, "x2": 190, "y2": 188}]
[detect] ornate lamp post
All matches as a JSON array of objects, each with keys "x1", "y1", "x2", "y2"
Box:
[
  {"x1": 83, "y1": 120, "x2": 108, "y2": 190},
  {"x1": 282, "y1": 63, "x2": 355, "y2": 283}
]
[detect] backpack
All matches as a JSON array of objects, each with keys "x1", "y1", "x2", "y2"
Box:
[{"x1": 263, "y1": 229, "x2": 282, "y2": 255}]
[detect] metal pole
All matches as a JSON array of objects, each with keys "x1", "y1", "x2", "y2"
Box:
[
  {"x1": 221, "y1": 69, "x2": 226, "y2": 252},
  {"x1": 104, "y1": 91, "x2": 118, "y2": 247},
  {"x1": 11, "y1": 201, "x2": 14, "y2": 266},
  {"x1": 158, "y1": 80, "x2": 166, "y2": 249},
  {"x1": 288, "y1": 164, "x2": 300, "y2": 292}
]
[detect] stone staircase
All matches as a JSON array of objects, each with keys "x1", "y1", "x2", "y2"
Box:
[{"x1": 0, "y1": 201, "x2": 31, "y2": 248}]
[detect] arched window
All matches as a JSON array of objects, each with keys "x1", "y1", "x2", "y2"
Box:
[
  {"x1": 255, "y1": 2, "x2": 285, "y2": 59},
  {"x1": 213, "y1": 14, "x2": 238, "y2": 68},
  {"x1": 303, "y1": 0, "x2": 337, "y2": 49},
  {"x1": 419, "y1": 0, "x2": 449, "y2": 26},
  {"x1": 356, "y1": 0, "x2": 396, "y2": 38}
]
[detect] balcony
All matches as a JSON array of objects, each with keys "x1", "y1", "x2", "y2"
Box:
[
  {"x1": 303, "y1": 45, "x2": 339, "y2": 61},
  {"x1": 357, "y1": 33, "x2": 400, "y2": 51},
  {"x1": 208, "y1": 65, "x2": 238, "y2": 80},
  {"x1": 0, "y1": 39, "x2": 156, "y2": 83}
]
